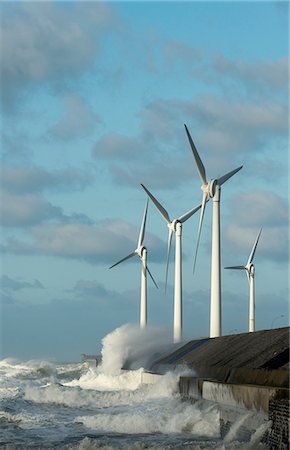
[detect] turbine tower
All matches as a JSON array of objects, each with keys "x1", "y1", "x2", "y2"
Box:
[
  {"x1": 225, "y1": 228, "x2": 262, "y2": 332},
  {"x1": 184, "y1": 124, "x2": 243, "y2": 338},
  {"x1": 141, "y1": 183, "x2": 201, "y2": 343},
  {"x1": 109, "y1": 198, "x2": 158, "y2": 328}
]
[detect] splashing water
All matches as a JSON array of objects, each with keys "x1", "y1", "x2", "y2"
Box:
[
  {"x1": 0, "y1": 325, "x2": 269, "y2": 449},
  {"x1": 99, "y1": 323, "x2": 174, "y2": 374}
]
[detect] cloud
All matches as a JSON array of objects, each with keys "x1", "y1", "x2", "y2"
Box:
[
  {"x1": 225, "y1": 224, "x2": 288, "y2": 263},
  {"x1": 0, "y1": 293, "x2": 16, "y2": 305},
  {"x1": 92, "y1": 89, "x2": 287, "y2": 189},
  {"x1": 94, "y1": 133, "x2": 147, "y2": 160},
  {"x1": 2, "y1": 131, "x2": 32, "y2": 161},
  {"x1": 50, "y1": 93, "x2": 102, "y2": 140},
  {"x1": 0, "y1": 275, "x2": 44, "y2": 306},
  {"x1": 1, "y1": 165, "x2": 93, "y2": 194},
  {"x1": 181, "y1": 95, "x2": 288, "y2": 160},
  {"x1": 213, "y1": 54, "x2": 288, "y2": 95},
  {"x1": 69, "y1": 280, "x2": 119, "y2": 304},
  {"x1": 138, "y1": 99, "x2": 182, "y2": 146},
  {"x1": 164, "y1": 40, "x2": 201, "y2": 69},
  {"x1": 92, "y1": 114, "x2": 193, "y2": 189},
  {"x1": 244, "y1": 156, "x2": 288, "y2": 184},
  {"x1": 226, "y1": 190, "x2": 288, "y2": 228},
  {"x1": 1, "y1": 275, "x2": 44, "y2": 292},
  {"x1": 0, "y1": 191, "x2": 64, "y2": 227},
  {"x1": 1, "y1": 2, "x2": 118, "y2": 109},
  {"x1": 110, "y1": 159, "x2": 195, "y2": 189},
  {"x1": 223, "y1": 190, "x2": 289, "y2": 262},
  {"x1": 1, "y1": 219, "x2": 166, "y2": 265},
  {"x1": 162, "y1": 38, "x2": 288, "y2": 98},
  {"x1": 0, "y1": 166, "x2": 95, "y2": 226}
]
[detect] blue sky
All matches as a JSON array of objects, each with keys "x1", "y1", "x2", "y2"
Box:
[{"x1": 1, "y1": 1, "x2": 289, "y2": 361}]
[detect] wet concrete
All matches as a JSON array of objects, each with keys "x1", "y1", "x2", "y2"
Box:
[
  {"x1": 151, "y1": 327, "x2": 289, "y2": 388},
  {"x1": 150, "y1": 327, "x2": 289, "y2": 449}
]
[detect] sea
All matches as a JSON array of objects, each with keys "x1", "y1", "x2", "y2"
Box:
[{"x1": 0, "y1": 325, "x2": 270, "y2": 450}]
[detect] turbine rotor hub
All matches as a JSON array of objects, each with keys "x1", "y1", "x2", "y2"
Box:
[
  {"x1": 209, "y1": 179, "x2": 218, "y2": 198},
  {"x1": 249, "y1": 264, "x2": 255, "y2": 276},
  {"x1": 137, "y1": 246, "x2": 146, "y2": 258},
  {"x1": 201, "y1": 179, "x2": 217, "y2": 198},
  {"x1": 168, "y1": 220, "x2": 177, "y2": 232}
]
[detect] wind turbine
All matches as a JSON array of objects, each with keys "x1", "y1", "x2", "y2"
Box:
[
  {"x1": 141, "y1": 183, "x2": 201, "y2": 343},
  {"x1": 109, "y1": 198, "x2": 158, "y2": 329},
  {"x1": 184, "y1": 124, "x2": 243, "y2": 338},
  {"x1": 225, "y1": 228, "x2": 262, "y2": 332}
]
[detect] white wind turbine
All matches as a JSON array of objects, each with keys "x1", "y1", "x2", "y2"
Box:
[
  {"x1": 141, "y1": 183, "x2": 201, "y2": 343},
  {"x1": 184, "y1": 124, "x2": 243, "y2": 338},
  {"x1": 225, "y1": 228, "x2": 262, "y2": 332},
  {"x1": 109, "y1": 198, "x2": 158, "y2": 329}
]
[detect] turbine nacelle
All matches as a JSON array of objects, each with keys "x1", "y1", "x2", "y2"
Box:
[
  {"x1": 245, "y1": 263, "x2": 255, "y2": 278},
  {"x1": 224, "y1": 230, "x2": 261, "y2": 333},
  {"x1": 201, "y1": 179, "x2": 218, "y2": 198},
  {"x1": 184, "y1": 123, "x2": 243, "y2": 277},
  {"x1": 136, "y1": 245, "x2": 146, "y2": 259},
  {"x1": 141, "y1": 183, "x2": 201, "y2": 293},
  {"x1": 167, "y1": 219, "x2": 179, "y2": 233},
  {"x1": 109, "y1": 198, "x2": 158, "y2": 290}
]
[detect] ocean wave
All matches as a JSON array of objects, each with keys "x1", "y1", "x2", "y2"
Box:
[
  {"x1": 75, "y1": 399, "x2": 220, "y2": 436},
  {"x1": 0, "y1": 358, "x2": 56, "y2": 379},
  {"x1": 63, "y1": 367, "x2": 144, "y2": 391}
]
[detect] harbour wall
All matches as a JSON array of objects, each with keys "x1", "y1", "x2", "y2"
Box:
[
  {"x1": 148, "y1": 327, "x2": 289, "y2": 449},
  {"x1": 178, "y1": 376, "x2": 289, "y2": 449}
]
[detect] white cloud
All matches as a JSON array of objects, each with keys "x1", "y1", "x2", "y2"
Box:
[
  {"x1": 227, "y1": 190, "x2": 288, "y2": 227},
  {"x1": 50, "y1": 93, "x2": 102, "y2": 140},
  {"x1": 163, "y1": 40, "x2": 201, "y2": 69},
  {"x1": 182, "y1": 95, "x2": 288, "y2": 163},
  {"x1": 69, "y1": 280, "x2": 118, "y2": 303},
  {"x1": 110, "y1": 159, "x2": 194, "y2": 189},
  {"x1": 2, "y1": 165, "x2": 94, "y2": 193},
  {"x1": 1, "y1": 275, "x2": 44, "y2": 292},
  {"x1": 92, "y1": 90, "x2": 287, "y2": 189},
  {"x1": 223, "y1": 190, "x2": 289, "y2": 262},
  {"x1": 213, "y1": 54, "x2": 288, "y2": 94},
  {"x1": 0, "y1": 190, "x2": 64, "y2": 227},
  {"x1": 1, "y1": 2, "x2": 118, "y2": 109},
  {"x1": 224, "y1": 223, "x2": 288, "y2": 263},
  {"x1": 1, "y1": 220, "x2": 166, "y2": 265},
  {"x1": 94, "y1": 133, "x2": 147, "y2": 160}
]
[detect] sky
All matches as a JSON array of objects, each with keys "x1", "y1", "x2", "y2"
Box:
[{"x1": 0, "y1": 1, "x2": 289, "y2": 362}]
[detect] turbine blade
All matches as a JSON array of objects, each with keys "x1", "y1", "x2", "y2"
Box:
[
  {"x1": 193, "y1": 191, "x2": 208, "y2": 274},
  {"x1": 184, "y1": 124, "x2": 207, "y2": 185},
  {"x1": 217, "y1": 165, "x2": 243, "y2": 186},
  {"x1": 178, "y1": 203, "x2": 202, "y2": 224},
  {"x1": 165, "y1": 228, "x2": 173, "y2": 293},
  {"x1": 109, "y1": 251, "x2": 136, "y2": 269},
  {"x1": 141, "y1": 184, "x2": 170, "y2": 223},
  {"x1": 224, "y1": 266, "x2": 246, "y2": 270},
  {"x1": 247, "y1": 228, "x2": 262, "y2": 265},
  {"x1": 146, "y1": 265, "x2": 158, "y2": 289},
  {"x1": 138, "y1": 198, "x2": 149, "y2": 248}
]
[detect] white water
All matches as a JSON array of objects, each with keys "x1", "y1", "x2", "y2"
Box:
[{"x1": 0, "y1": 324, "x2": 269, "y2": 449}]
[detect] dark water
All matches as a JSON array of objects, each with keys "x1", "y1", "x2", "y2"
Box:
[{"x1": 0, "y1": 357, "x2": 269, "y2": 450}]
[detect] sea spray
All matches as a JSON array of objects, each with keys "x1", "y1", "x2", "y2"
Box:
[
  {"x1": 63, "y1": 324, "x2": 182, "y2": 392},
  {"x1": 247, "y1": 420, "x2": 272, "y2": 449},
  {"x1": 223, "y1": 412, "x2": 251, "y2": 443},
  {"x1": 64, "y1": 367, "x2": 145, "y2": 391},
  {"x1": 99, "y1": 323, "x2": 174, "y2": 374},
  {"x1": 0, "y1": 325, "x2": 271, "y2": 449}
]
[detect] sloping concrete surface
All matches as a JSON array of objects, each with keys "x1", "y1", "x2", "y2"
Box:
[{"x1": 151, "y1": 327, "x2": 289, "y2": 387}]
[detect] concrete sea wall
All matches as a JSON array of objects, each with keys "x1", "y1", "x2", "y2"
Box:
[
  {"x1": 149, "y1": 327, "x2": 289, "y2": 449},
  {"x1": 179, "y1": 376, "x2": 289, "y2": 449}
]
